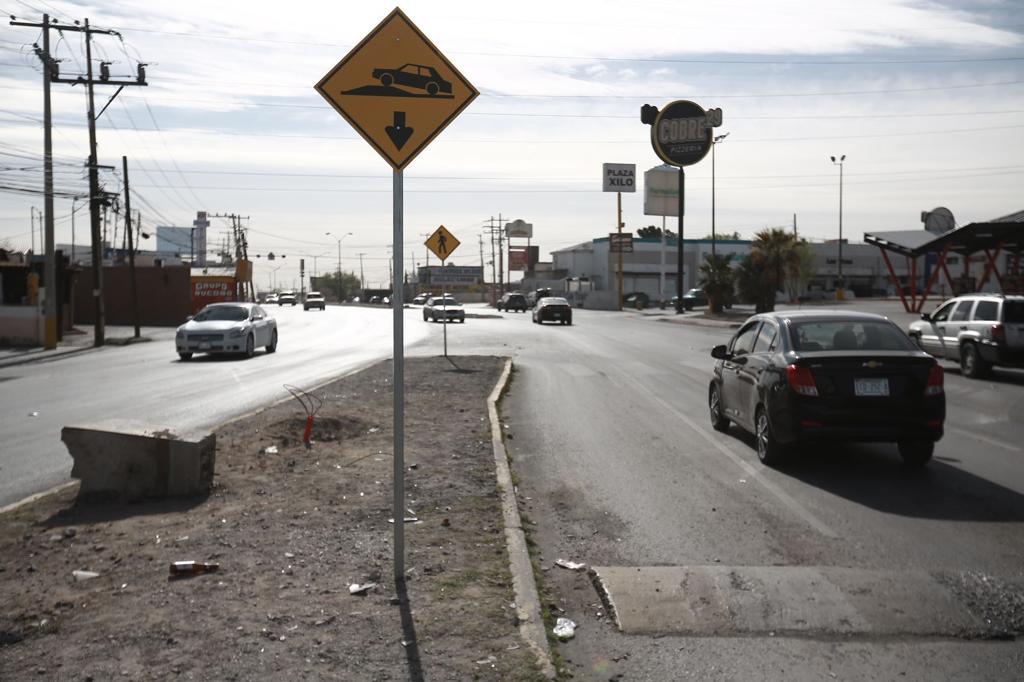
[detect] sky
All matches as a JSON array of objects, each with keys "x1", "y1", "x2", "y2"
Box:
[{"x1": 1, "y1": 0, "x2": 1022, "y2": 290}]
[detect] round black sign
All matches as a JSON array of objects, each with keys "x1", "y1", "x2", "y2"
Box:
[{"x1": 650, "y1": 100, "x2": 722, "y2": 167}]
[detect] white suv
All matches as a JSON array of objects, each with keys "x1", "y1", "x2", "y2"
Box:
[{"x1": 908, "y1": 294, "x2": 1024, "y2": 378}]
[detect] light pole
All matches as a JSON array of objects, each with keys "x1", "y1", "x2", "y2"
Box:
[
  {"x1": 325, "y1": 231, "x2": 352, "y2": 302},
  {"x1": 711, "y1": 132, "x2": 729, "y2": 258},
  {"x1": 830, "y1": 154, "x2": 846, "y2": 301}
]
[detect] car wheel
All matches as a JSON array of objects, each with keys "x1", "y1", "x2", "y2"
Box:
[
  {"x1": 423, "y1": 313, "x2": 429, "y2": 322},
  {"x1": 755, "y1": 406, "x2": 784, "y2": 466},
  {"x1": 897, "y1": 440, "x2": 933, "y2": 467},
  {"x1": 566, "y1": 318, "x2": 572, "y2": 326},
  {"x1": 960, "y1": 343, "x2": 990, "y2": 378},
  {"x1": 380, "y1": 74, "x2": 393, "y2": 87},
  {"x1": 178, "y1": 352, "x2": 192, "y2": 361},
  {"x1": 266, "y1": 329, "x2": 278, "y2": 353},
  {"x1": 245, "y1": 334, "x2": 255, "y2": 358},
  {"x1": 426, "y1": 82, "x2": 439, "y2": 96},
  {"x1": 709, "y1": 384, "x2": 729, "y2": 432},
  {"x1": 459, "y1": 318, "x2": 465, "y2": 324}
]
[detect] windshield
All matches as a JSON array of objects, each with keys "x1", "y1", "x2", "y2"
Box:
[
  {"x1": 789, "y1": 320, "x2": 915, "y2": 352},
  {"x1": 542, "y1": 298, "x2": 569, "y2": 306},
  {"x1": 194, "y1": 305, "x2": 249, "y2": 322}
]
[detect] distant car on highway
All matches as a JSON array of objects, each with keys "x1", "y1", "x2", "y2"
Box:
[
  {"x1": 423, "y1": 295, "x2": 465, "y2": 323},
  {"x1": 371, "y1": 63, "x2": 452, "y2": 96},
  {"x1": 497, "y1": 292, "x2": 528, "y2": 312},
  {"x1": 303, "y1": 291, "x2": 325, "y2": 311},
  {"x1": 709, "y1": 311, "x2": 944, "y2": 467},
  {"x1": 175, "y1": 302, "x2": 277, "y2": 360},
  {"x1": 412, "y1": 292, "x2": 431, "y2": 305},
  {"x1": 682, "y1": 288, "x2": 708, "y2": 310},
  {"x1": 533, "y1": 297, "x2": 573, "y2": 325},
  {"x1": 265, "y1": 293, "x2": 279, "y2": 305},
  {"x1": 527, "y1": 288, "x2": 553, "y2": 308},
  {"x1": 907, "y1": 293, "x2": 1024, "y2": 378},
  {"x1": 278, "y1": 291, "x2": 297, "y2": 306}
]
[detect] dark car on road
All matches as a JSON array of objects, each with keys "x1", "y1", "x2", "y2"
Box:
[
  {"x1": 371, "y1": 64, "x2": 452, "y2": 96},
  {"x1": 533, "y1": 297, "x2": 573, "y2": 325},
  {"x1": 498, "y1": 292, "x2": 528, "y2": 312},
  {"x1": 907, "y1": 293, "x2": 1024, "y2": 378},
  {"x1": 527, "y1": 288, "x2": 553, "y2": 308},
  {"x1": 708, "y1": 311, "x2": 944, "y2": 467},
  {"x1": 423, "y1": 295, "x2": 465, "y2": 323}
]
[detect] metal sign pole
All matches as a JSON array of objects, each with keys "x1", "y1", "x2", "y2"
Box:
[
  {"x1": 677, "y1": 168, "x2": 685, "y2": 312},
  {"x1": 442, "y1": 258, "x2": 448, "y2": 357},
  {"x1": 392, "y1": 169, "x2": 406, "y2": 584},
  {"x1": 617, "y1": 191, "x2": 624, "y2": 311}
]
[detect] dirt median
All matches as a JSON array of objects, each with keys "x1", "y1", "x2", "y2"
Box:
[{"x1": 0, "y1": 355, "x2": 547, "y2": 680}]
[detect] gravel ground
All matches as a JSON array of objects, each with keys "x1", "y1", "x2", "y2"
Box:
[{"x1": 0, "y1": 355, "x2": 547, "y2": 681}]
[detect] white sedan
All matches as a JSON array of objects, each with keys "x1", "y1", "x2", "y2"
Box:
[{"x1": 175, "y1": 302, "x2": 278, "y2": 360}]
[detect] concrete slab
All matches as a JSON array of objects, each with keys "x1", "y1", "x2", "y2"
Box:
[
  {"x1": 63, "y1": 419, "x2": 215, "y2": 501},
  {"x1": 592, "y1": 566, "x2": 987, "y2": 637}
]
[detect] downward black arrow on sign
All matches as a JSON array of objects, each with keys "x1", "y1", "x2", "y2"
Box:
[{"x1": 385, "y1": 111, "x2": 414, "y2": 150}]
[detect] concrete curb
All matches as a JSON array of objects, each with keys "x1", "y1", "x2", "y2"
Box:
[
  {"x1": 0, "y1": 480, "x2": 78, "y2": 516},
  {"x1": 488, "y1": 359, "x2": 556, "y2": 679},
  {"x1": 0, "y1": 345, "x2": 101, "y2": 369}
]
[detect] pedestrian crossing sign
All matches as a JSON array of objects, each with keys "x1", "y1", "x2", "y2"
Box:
[{"x1": 425, "y1": 225, "x2": 460, "y2": 262}]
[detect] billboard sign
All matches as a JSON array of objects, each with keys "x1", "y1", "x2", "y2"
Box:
[
  {"x1": 609, "y1": 233, "x2": 634, "y2": 253},
  {"x1": 191, "y1": 276, "x2": 236, "y2": 314},
  {"x1": 602, "y1": 163, "x2": 636, "y2": 192},
  {"x1": 423, "y1": 265, "x2": 482, "y2": 285},
  {"x1": 644, "y1": 164, "x2": 679, "y2": 217},
  {"x1": 509, "y1": 246, "x2": 529, "y2": 271},
  {"x1": 647, "y1": 100, "x2": 723, "y2": 167},
  {"x1": 505, "y1": 219, "x2": 533, "y2": 239}
]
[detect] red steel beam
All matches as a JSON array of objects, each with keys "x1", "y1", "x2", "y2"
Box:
[
  {"x1": 879, "y1": 247, "x2": 910, "y2": 312},
  {"x1": 915, "y1": 245, "x2": 950, "y2": 313}
]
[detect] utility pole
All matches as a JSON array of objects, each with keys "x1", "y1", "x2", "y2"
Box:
[
  {"x1": 793, "y1": 213, "x2": 798, "y2": 238},
  {"x1": 11, "y1": 14, "x2": 149, "y2": 346},
  {"x1": 123, "y1": 156, "x2": 140, "y2": 338},
  {"x1": 358, "y1": 253, "x2": 366, "y2": 290}
]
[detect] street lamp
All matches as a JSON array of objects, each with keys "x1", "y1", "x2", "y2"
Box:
[
  {"x1": 711, "y1": 132, "x2": 729, "y2": 258},
  {"x1": 830, "y1": 154, "x2": 846, "y2": 301},
  {"x1": 325, "y1": 231, "x2": 353, "y2": 302}
]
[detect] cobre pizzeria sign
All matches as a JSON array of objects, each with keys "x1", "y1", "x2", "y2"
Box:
[{"x1": 645, "y1": 100, "x2": 723, "y2": 168}]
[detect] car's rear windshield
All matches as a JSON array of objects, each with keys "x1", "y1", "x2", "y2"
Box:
[
  {"x1": 542, "y1": 298, "x2": 569, "y2": 306},
  {"x1": 1005, "y1": 300, "x2": 1024, "y2": 323},
  {"x1": 789, "y1": 320, "x2": 915, "y2": 352},
  {"x1": 435, "y1": 298, "x2": 460, "y2": 306},
  {"x1": 195, "y1": 306, "x2": 248, "y2": 322}
]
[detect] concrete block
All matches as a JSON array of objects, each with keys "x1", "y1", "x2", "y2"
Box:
[{"x1": 62, "y1": 419, "x2": 215, "y2": 501}]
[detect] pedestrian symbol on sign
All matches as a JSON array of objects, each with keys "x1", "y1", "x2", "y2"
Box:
[{"x1": 425, "y1": 225, "x2": 460, "y2": 262}]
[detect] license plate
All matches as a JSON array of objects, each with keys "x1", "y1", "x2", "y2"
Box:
[
  {"x1": 199, "y1": 342, "x2": 211, "y2": 350},
  {"x1": 854, "y1": 377, "x2": 889, "y2": 397},
  {"x1": 552, "y1": 313, "x2": 562, "y2": 318}
]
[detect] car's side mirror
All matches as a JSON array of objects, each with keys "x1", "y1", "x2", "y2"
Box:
[
  {"x1": 711, "y1": 344, "x2": 730, "y2": 360},
  {"x1": 185, "y1": 315, "x2": 193, "y2": 322},
  {"x1": 920, "y1": 312, "x2": 931, "y2": 322}
]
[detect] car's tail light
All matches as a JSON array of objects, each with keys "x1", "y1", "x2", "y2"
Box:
[
  {"x1": 925, "y1": 363, "x2": 944, "y2": 396},
  {"x1": 991, "y1": 324, "x2": 1006, "y2": 344},
  {"x1": 786, "y1": 364, "x2": 819, "y2": 396}
]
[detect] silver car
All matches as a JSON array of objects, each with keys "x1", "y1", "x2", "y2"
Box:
[
  {"x1": 908, "y1": 293, "x2": 1024, "y2": 378},
  {"x1": 175, "y1": 302, "x2": 278, "y2": 360}
]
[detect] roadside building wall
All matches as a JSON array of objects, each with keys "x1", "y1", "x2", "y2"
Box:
[{"x1": 74, "y1": 265, "x2": 192, "y2": 327}]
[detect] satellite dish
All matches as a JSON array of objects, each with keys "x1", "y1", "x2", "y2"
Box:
[{"x1": 921, "y1": 207, "x2": 956, "y2": 234}]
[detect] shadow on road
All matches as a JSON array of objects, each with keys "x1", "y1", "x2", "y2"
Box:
[{"x1": 724, "y1": 429, "x2": 1024, "y2": 522}]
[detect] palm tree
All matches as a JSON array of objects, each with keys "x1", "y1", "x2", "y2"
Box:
[
  {"x1": 737, "y1": 229, "x2": 800, "y2": 312},
  {"x1": 698, "y1": 253, "x2": 734, "y2": 313}
]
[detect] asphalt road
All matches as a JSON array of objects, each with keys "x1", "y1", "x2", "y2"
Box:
[
  {"x1": 491, "y1": 305, "x2": 1024, "y2": 679},
  {"x1": 0, "y1": 304, "x2": 429, "y2": 508}
]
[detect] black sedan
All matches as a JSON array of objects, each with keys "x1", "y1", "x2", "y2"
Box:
[
  {"x1": 708, "y1": 311, "x2": 944, "y2": 467},
  {"x1": 533, "y1": 297, "x2": 573, "y2": 325}
]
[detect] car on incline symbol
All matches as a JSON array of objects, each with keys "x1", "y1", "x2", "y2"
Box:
[{"x1": 371, "y1": 64, "x2": 452, "y2": 96}]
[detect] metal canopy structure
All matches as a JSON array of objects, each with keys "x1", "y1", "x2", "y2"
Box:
[{"x1": 864, "y1": 210, "x2": 1024, "y2": 313}]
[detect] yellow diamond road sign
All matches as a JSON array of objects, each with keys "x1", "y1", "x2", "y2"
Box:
[
  {"x1": 425, "y1": 225, "x2": 459, "y2": 262},
  {"x1": 314, "y1": 8, "x2": 478, "y2": 171}
]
